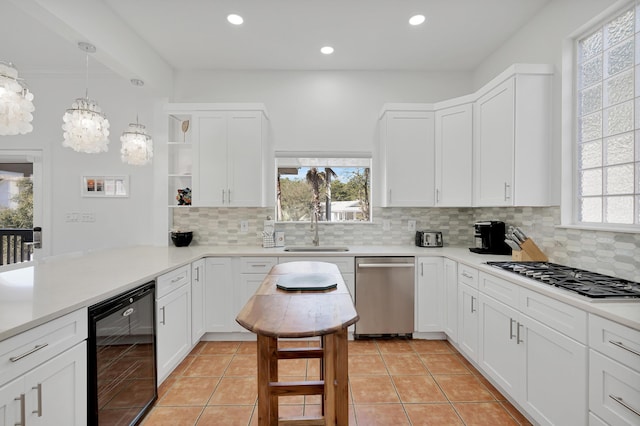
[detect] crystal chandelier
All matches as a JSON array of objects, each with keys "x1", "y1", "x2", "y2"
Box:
[
  {"x1": 62, "y1": 42, "x2": 110, "y2": 153},
  {"x1": 120, "y1": 79, "x2": 153, "y2": 165},
  {"x1": 0, "y1": 61, "x2": 35, "y2": 135},
  {"x1": 121, "y1": 119, "x2": 153, "y2": 166}
]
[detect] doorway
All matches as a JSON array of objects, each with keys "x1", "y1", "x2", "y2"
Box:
[{"x1": 0, "y1": 150, "x2": 44, "y2": 266}]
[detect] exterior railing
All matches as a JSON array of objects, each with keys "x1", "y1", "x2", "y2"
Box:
[{"x1": 0, "y1": 229, "x2": 33, "y2": 266}]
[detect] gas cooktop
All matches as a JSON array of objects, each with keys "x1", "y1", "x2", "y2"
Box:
[{"x1": 486, "y1": 261, "x2": 640, "y2": 299}]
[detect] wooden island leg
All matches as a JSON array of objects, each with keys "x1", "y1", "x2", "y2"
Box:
[
  {"x1": 334, "y1": 328, "x2": 349, "y2": 425},
  {"x1": 258, "y1": 334, "x2": 278, "y2": 426}
]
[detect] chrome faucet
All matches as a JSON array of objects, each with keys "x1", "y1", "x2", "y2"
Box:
[{"x1": 311, "y1": 208, "x2": 320, "y2": 246}]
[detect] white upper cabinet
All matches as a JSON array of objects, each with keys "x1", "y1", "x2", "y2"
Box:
[
  {"x1": 379, "y1": 64, "x2": 553, "y2": 208},
  {"x1": 473, "y1": 65, "x2": 553, "y2": 207},
  {"x1": 435, "y1": 103, "x2": 473, "y2": 206},
  {"x1": 379, "y1": 107, "x2": 435, "y2": 207},
  {"x1": 166, "y1": 104, "x2": 270, "y2": 208}
]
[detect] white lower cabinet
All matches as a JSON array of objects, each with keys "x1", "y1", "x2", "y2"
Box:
[
  {"x1": 236, "y1": 257, "x2": 278, "y2": 332},
  {"x1": 191, "y1": 258, "x2": 206, "y2": 345},
  {"x1": 442, "y1": 258, "x2": 458, "y2": 342},
  {"x1": 156, "y1": 266, "x2": 192, "y2": 384},
  {"x1": 416, "y1": 257, "x2": 442, "y2": 332},
  {"x1": 457, "y1": 282, "x2": 479, "y2": 362},
  {"x1": 0, "y1": 342, "x2": 87, "y2": 426},
  {"x1": 588, "y1": 314, "x2": 640, "y2": 426},
  {"x1": 478, "y1": 293, "x2": 522, "y2": 398},
  {"x1": 204, "y1": 258, "x2": 234, "y2": 333},
  {"x1": 478, "y1": 272, "x2": 588, "y2": 426},
  {"x1": 0, "y1": 308, "x2": 87, "y2": 426}
]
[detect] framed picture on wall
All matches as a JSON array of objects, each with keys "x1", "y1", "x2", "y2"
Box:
[{"x1": 82, "y1": 176, "x2": 129, "y2": 197}]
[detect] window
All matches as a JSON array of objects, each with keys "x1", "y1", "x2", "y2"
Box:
[
  {"x1": 575, "y1": 4, "x2": 639, "y2": 227},
  {"x1": 275, "y1": 155, "x2": 371, "y2": 223}
]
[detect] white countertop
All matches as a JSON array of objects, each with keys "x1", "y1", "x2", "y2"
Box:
[{"x1": 0, "y1": 244, "x2": 638, "y2": 342}]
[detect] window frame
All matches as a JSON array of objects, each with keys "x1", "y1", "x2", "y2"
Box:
[
  {"x1": 561, "y1": 0, "x2": 640, "y2": 233},
  {"x1": 274, "y1": 152, "x2": 373, "y2": 224}
]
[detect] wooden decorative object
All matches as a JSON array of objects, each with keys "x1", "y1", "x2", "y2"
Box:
[{"x1": 512, "y1": 238, "x2": 548, "y2": 262}]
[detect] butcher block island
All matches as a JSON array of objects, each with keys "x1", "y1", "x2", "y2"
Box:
[{"x1": 236, "y1": 261, "x2": 359, "y2": 426}]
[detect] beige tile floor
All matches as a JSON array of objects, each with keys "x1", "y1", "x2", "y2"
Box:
[{"x1": 142, "y1": 339, "x2": 532, "y2": 426}]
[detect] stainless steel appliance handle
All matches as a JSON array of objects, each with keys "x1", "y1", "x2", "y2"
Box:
[
  {"x1": 609, "y1": 395, "x2": 640, "y2": 417},
  {"x1": 10, "y1": 343, "x2": 48, "y2": 362},
  {"x1": 32, "y1": 383, "x2": 42, "y2": 416},
  {"x1": 357, "y1": 263, "x2": 415, "y2": 268},
  {"x1": 609, "y1": 340, "x2": 640, "y2": 357},
  {"x1": 15, "y1": 394, "x2": 25, "y2": 426}
]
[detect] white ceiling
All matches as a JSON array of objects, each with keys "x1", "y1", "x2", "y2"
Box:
[{"x1": 3, "y1": 0, "x2": 552, "y2": 75}]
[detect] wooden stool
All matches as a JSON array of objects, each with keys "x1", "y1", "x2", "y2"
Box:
[{"x1": 236, "y1": 261, "x2": 358, "y2": 426}]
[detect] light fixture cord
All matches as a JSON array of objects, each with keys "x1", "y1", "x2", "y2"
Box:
[{"x1": 85, "y1": 52, "x2": 89, "y2": 99}]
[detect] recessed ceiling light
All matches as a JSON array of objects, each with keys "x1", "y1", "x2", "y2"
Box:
[
  {"x1": 409, "y1": 14, "x2": 426, "y2": 26},
  {"x1": 227, "y1": 14, "x2": 243, "y2": 25},
  {"x1": 320, "y1": 46, "x2": 334, "y2": 55}
]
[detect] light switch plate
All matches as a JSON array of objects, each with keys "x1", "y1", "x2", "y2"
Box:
[
  {"x1": 240, "y1": 220, "x2": 249, "y2": 233},
  {"x1": 408, "y1": 220, "x2": 416, "y2": 232}
]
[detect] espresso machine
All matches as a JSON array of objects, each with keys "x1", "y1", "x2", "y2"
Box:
[{"x1": 469, "y1": 221, "x2": 512, "y2": 254}]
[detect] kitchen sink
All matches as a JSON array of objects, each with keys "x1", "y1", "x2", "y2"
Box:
[{"x1": 284, "y1": 246, "x2": 350, "y2": 252}]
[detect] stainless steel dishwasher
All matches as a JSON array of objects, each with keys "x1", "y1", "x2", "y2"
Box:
[{"x1": 354, "y1": 257, "x2": 415, "y2": 338}]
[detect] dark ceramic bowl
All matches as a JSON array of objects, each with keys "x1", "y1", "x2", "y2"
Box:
[{"x1": 171, "y1": 231, "x2": 193, "y2": 247}]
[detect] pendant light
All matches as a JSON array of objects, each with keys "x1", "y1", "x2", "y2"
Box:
[
  {"x1": 120, "y1": 79, "x2": 153, "y2": 166},
  {"x1": 62, "y1": 42, "x2": 110, "y2": 153},
  {"x1": 0, "y1": 61, "x2": 35, "y2": 135}
]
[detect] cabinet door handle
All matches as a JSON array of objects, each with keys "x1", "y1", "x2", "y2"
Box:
[
  {"x1": 609, "y1": 395, "x2": 640, "y2": 417},
  {"x1": 251, "y1": 264, "x2": 267, "y2": 268},
  {"x1": 222, "y1": 189, "x2": 225, "y2": 203},
  {"x1": 228, "y1": 189, "x2": 231, "y2": 203},
  {"x1": 462, "y1": 272, "x2": 473, "y2": 279},
  {"x1": 160, "y1": 306, "x2": 166, "y2": 325},
  {"x1": 421, "y1": 263, "x2": 424, "y2": 276},
  {"x1": 470, "y1": 296, "x2": 476, "y2": 313},
  {"x1": 170, "y1": 275, "x2": 184, "y2": 284},
  {"x1": 510, "y1": 318, "x2": 516, "y2": 340},
  {"x1": 388, "y1": 189, "x2": 392, "y2": 204},
  {"x1": 517, "y1": 322, "x2": 524, "y2": 344},
  {"x1": 32, "y1": 383, "x2": 42, "y2": 416},
  {"x1": 504, "y1": 182, "x2": 511, "y2": 201},
  {"x1": 15, "y1": 394, "x2": 25, "y2": 426},
  {"x1": 9, "y1": 343, "x2": 48, "y2": 362},
  {"x1": 436, "y1": 188, "x2": 440, "y2": 203},
  {"x1": 609, "y1": 340, "x2": 640, "y2": 357}
]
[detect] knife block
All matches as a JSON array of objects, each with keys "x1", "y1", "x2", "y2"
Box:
[{"x1": 512, "y1": 238, "x2": 548, "y2": 262}]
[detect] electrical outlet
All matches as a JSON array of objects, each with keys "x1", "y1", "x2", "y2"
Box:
[
  {"x1": 240, "y1": 220, "x2": 249, "y2": 233},
  {"x1": 81, "y1": 212, "x2": 96, "y2": 222},
  {"x1": 408, "y1": 220, "x2": 416, "y2": 232},
  {"x1": 382, "y1": 219, "x2": 391, "y2": 231},
  {"x1": 66, "y1": 212, "x2": 80, "y2": 222}
]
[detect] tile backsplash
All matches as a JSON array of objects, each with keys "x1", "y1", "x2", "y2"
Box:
[{"x1": 173, "y1": 206, "x2": 640, "y2": 281}]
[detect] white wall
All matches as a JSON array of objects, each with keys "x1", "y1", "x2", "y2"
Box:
[
  {"x1": 0, "y1": 71, "x2": 158, "y2": 256},
  {"x1": 173, "y1": 70, "x2": 473, "y2": 152}
]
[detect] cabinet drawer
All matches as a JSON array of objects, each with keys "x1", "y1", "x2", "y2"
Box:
[
  {"x1": 280, "y1": 256, "x2": 354, "y2": 274},
  {"x1": 589, "y1": 349, "x2": 640, "y2": 425},
  {"x1": 458, "y1": 264, "x2": 478, "y2": 288},
  {"x1": 239, "y1": 257, "x2": 277, "y2": 274},
  {"x1": 157, "y1": 265, "x2": 191, "y2": 298},
  {"x1": 479, "y1": 272, "x2": 519, "y2": 307},
  {"x1": 519, "y1": 287, "x2": 587, "y2": 344},
  {"x1": 0, "y1": 308, "x2": 87, "y2": 385},
  {"x1": 589, "y1": 314, "x2": 640, "y2": 371}
]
